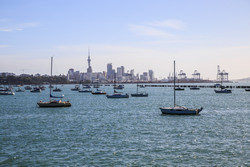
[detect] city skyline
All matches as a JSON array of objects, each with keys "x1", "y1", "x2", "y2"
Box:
[{"x1": 0, "y1": 0, "x2": 250, "y2": 80}]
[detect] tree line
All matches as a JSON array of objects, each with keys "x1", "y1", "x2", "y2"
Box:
[{"x1": 0, "y1": 75, "x2": 70, "y2": 85}]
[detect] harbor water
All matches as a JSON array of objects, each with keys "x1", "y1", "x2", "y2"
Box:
[{"x1": 0, "y1": 84, "x2": 249, "y2": 166}]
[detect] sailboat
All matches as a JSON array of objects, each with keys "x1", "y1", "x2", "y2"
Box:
[
  {"x1": 106, "y1": 75, "x2": 129, "y2": 98},
  {"x1": 160, "y1": 61, "x2": 203, "y2": 115},
  {"x1": 175, "y1": 80, "x2": 184, "y2": 90},
  {"x1": 37, "y1": 57, "x2": 71, "y2": 107},
  {"x1": 214, "y1": 74, "x2": 232, "y2": 93},
  {"x1": 131, "y1": 81, "x2": 148, "y2": 97}
]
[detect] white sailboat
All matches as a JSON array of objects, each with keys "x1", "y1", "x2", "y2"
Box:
[
  {"x1": 131, "y1": 81, "x2": 148, "y2": 97},
  {"x1": 160, "y1": 61, "x2": 203, "y2": 115},
  {"x1": 214, "y1": 74, "x2": 232, "y2": 93},
  {"x1": 106, "y1": 74, "x2": 129, "y2": 98}
]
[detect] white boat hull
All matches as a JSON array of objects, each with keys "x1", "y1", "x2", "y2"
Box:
[{"x1": 0, "y1": 91, "x2": 15, "y2": 95}]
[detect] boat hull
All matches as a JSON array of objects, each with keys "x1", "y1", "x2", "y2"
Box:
[
  {"x1": 160, "y1": 107, "x2": 203, "y2": 115},
  {"x1": 190, "y1": 87, "x2": 200, "y2": 90},
  {"x1": 131, "y1": 93, "x2": 148, "y2": 97},
  {"x1": 106, "y1": 94, "x2": 129, "y2": 98},
  {"x1": 175, "y1": 88, "x2": 185, "y2": 91},
  {"x1": 53, "y1": 89, "x2": 62, "y2": 92},
  {"x1": 79, "y1": 90, "x2": 92, "y2": 93},
  {"x1": 37, "y1": 101, "x2": 71, "y2": 107},
  {"x1": 0, "y1": 92, "x2": 15, "y2": 95},
  {"x1": 30, "y1": 89, "x2": 41, "y2": 93},
  {"x1": 214, "y1": 89, "x2": 232, "y2": 93},
  {"x1": 92, "y1": 92, "x2": 106, "y2": 95}
]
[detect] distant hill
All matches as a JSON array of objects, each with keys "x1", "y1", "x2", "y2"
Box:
[{"x1": 233, "y1": 77, "x2": 250, "y2": 83}]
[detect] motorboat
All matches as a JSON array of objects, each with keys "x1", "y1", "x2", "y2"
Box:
[
  {"x1": 92, "y1": 89, "x2": 106, "y2": 95},
  {"x1": 190, "y1": 87, "x2": 200, "y2": 90},
  {"x1": 214, "y1": 89, "x2": 232, "y2": 93},
  {"x1": 131, "y1": 92, "x2": 148, "y2": 97},
  {"x1": 53, "y1": 87, "x2": 62, "y2": 92},
  {"x1": 24, "y1": 86, "x2": 32, "y2": 90},
  {"x1": 82, "y1": 85, "x2": 91, "y2": 88},
  {"x1": 0, "y1": 91, "x2": 15, "y2": 95},
  {"x1": 106, "y1": 92, "x2": 129, "y2": 98},
  {"x1": 114, "y1": 84, "x2": 124, "y2": 89},
  {"x1": 175, "y1": 87, "x2": 185, "y2": 91},
  {"x1": 30, "y1": 87, "x2": 41, "y2": 93},
  {"x1": 79, "y1": 89, "x2": 92, "y2": 93},
  {"x1": 71, "y1": 85, "x2": 80, "y2": 91},
  {"x1": 39, "y1": 85, "x2": 46, "y2": 90},
  {"x1": 16, "y1": 88, "x2": 25, "y2": 92}
]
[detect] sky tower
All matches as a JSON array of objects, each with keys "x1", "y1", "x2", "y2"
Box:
[{"x1": 87, "y1": 48, "x2": 92, "y2": 73}]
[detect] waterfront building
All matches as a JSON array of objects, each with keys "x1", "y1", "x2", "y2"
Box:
[
  {"x1": 121, "y1": 66, "x2": 125, "y2": 76},
  {"x1": 107, "y1": 63, "x2": 113, "y2": 80},
  {"x1": 148, "y1": 70, "x2": 155, "y2": 81},
  {"x1": 117, "y1": 67, "x2": 122, "y2": 81},
  {"x1": 67, "y1": 68, "x2": 74, "y2": 81},
  {"x1": 67, "y1": 68, "x2": 81, "y2": 81}
]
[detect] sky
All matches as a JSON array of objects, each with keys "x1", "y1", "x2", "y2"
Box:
[{"x1": 0, "y1": 0, "x2": 250, "y2": 80}]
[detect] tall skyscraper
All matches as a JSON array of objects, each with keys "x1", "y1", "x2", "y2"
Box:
[
  {"x1": 107, "y1": 63, "x2": 113, "y2": 80},
  {"x1": 121, "y1": 66, "x2": 125, "y2": 76},
  {"x1": 117, "y1": 67, "x2": 122, "y2": 81},
  {"x1": 149, "y1": 70, "x2": 155, "y2": 81},
  {"x1": 143, "y1": 72, "x2": 148, "y2": 81}
]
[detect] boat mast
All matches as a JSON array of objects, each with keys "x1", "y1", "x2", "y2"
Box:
[
  {"x1": 221, "y1": 73, "x2": 223, "y2": 90},
  {"x1": 50, "y1": 57, "x2": 53, "y2": 100},
  {"x1": 174, "y1": 60, "x2": 176, "y2": 107},
  {"x1": 113, "y1": 73, "x2": 116, "y2": 93},
  {"x1": 137, "y1": 80, "x2": 139, "y2": 93}
]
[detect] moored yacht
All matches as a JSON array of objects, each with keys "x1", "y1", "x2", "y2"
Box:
[
  {"x1": 106, "y1": 75, "x2": 129, "y2": 98},
  {"x1": 160, "y1": 61, "x2": 203, "y2": 115},
  {"x1": 53, "y1": 87, "x2": 62, "y2": 92},
  {"x1": 16, "y1": 88, "x2": 25, "y2": 92},
  {"x1": 0, "y1": 91, "x2": 15, "y2": 95},
  {"x1": 92, "y1": 89, "x2": 106, "y2": 95},
  {"x1": 131, "y1": 82, "x2": 148, "y2": 97},
  {"x1": 37, "y1": 57, "x2": 71, "y2": 108},
  {"x1": 30, "y1": 87, "x2": 41, "y2": 93},
  {"x1": 106, "y1": 93, "x2": 129, "y2": 98}
]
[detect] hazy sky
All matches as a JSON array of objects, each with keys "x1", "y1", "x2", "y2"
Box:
[{"x1": 0, "y1": 0, "x2": 250, "y2": 80}]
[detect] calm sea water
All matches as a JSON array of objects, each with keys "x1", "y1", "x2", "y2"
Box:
[{"x1": 0, "y1": 84, "x2": 249, "y2": 166}]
